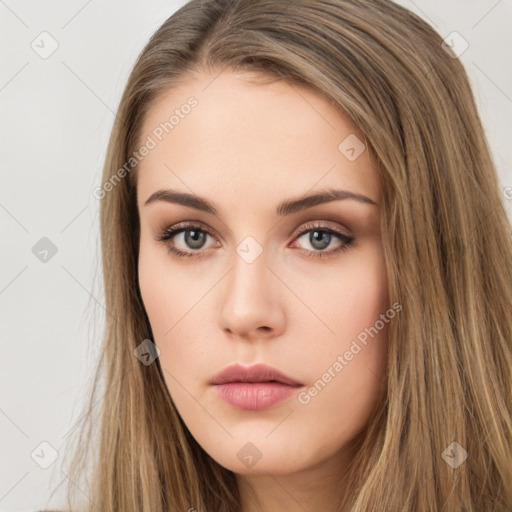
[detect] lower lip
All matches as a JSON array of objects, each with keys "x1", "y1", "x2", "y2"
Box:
[{"x1": 213, "y1": 382, "x2": 302, "y2": 410}]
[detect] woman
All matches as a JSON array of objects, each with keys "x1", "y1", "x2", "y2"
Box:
[{"x1": 58, "y1": 0, "x2": 512, "y2": 510}]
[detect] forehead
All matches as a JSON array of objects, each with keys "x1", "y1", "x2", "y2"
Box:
[{"x1": 136, "y1": 70, "x2": 379, "y2": 214}]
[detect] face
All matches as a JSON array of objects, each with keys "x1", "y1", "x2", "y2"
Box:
[{"x1": 136, "y1": 70, "x2": 390, "y2": 476}]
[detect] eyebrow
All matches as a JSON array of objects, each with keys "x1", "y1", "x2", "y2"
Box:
[{"x1": 143, "y1": 188, "x2": 378, "y2": 215}]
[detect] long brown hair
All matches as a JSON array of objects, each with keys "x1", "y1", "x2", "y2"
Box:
[{"x1": 57, "y1": 0, "x2": 512, "y2": 510}]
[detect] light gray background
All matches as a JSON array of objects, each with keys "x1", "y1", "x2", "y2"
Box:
[{"x1": 1, "y1": 1, "x2": 511, "y2": 510}]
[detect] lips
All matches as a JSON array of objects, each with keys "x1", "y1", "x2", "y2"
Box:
[
  {"x1": 209, "y1": 363, "x2": 303, "y2": 387},
  {"x1": 210, "y1": 364, "x2": 304, "y2": 410}
]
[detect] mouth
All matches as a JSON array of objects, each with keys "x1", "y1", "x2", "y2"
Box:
[{"x1": 209, "y1": 363, "x2": 304, "y2": 410}]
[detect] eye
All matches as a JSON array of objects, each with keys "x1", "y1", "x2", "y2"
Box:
[
  {"x1": 290, "y1": 221, "x2": 355, "y2": 259},
  {"x1": 155, "y1": 221, "x2": 219, "y2": 258},
  {"x1": 155, "y1": 221, "x2": 355, "y2": 260}
]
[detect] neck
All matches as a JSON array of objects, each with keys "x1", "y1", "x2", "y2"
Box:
[{"x1": 237, "y1": 442, "x2": 357, "y2": 512}]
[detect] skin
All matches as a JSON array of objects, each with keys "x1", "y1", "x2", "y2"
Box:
[{"x1": 136, "y1": 70, "x2": 390, "y2": 512}]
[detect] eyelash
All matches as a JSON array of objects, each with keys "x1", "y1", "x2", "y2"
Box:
[{"x1": 155, "y1": 221, "x2": 355, "y2": 260}]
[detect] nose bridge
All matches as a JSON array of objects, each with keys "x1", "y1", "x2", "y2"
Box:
[
  {"x1": 226, "y1": 242, "x2": 271, "y2": 307},
  {"x1": 219, "y1": 239, "x2": 285, "y2": 337}
]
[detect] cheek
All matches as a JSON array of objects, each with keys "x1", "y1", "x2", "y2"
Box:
[
  {"x1": 342, "y1": 250, "x2": 389, "y2": 334},
  {"x1": 294, "y1": 243, "x2": 389, "y2": 344},
  {"x1": 138, "y1": 247, "x2": 175, "y2": 338},
  {"x1": 294, "y1": 247, "x2": 390, "y2": 419},
  {"x1": 138, "y1": 242, "x2": 205, "y2": 339},
  {"x1": 138, "y1": 245, "x2": 216, "y2": 381}
]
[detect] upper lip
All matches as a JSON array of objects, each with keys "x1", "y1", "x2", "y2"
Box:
[{"x1": 210, "y1": 363, "x2": 303, "y2": 386}]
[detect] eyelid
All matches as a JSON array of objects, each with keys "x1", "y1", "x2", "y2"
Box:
[{"x1": 291, "y1": 220, "x2": 352, "y2": 239}]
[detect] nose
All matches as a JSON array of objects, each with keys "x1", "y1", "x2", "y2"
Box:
[{"x1": 218, "y1": 250, "x2": 286, "y2": 340}]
